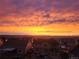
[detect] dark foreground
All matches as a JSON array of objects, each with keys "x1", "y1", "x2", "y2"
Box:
[{"x1": 0, "y1": 35, "x2": 79, "y2": 59}]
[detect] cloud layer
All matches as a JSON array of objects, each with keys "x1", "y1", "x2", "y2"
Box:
[{"x1": 0, "y1": 0, "x2": 79, "y2": 26}]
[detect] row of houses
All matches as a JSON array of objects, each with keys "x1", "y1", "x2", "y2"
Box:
[{"x1": 0, "y1": 35, "x2": 79, "y2": 59}]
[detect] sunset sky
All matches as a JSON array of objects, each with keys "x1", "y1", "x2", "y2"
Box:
[{"x1": 0, "y1": 0, "x2": 79, "y2": 36}]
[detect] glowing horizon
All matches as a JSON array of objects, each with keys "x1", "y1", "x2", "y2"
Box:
[{"x1": 0, "y1": 0, "x2": 79, "y2": 36}]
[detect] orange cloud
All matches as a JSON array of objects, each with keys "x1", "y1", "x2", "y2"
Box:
[{"x1": 0, "y1": 10, "x2": 79, "y2": 26}]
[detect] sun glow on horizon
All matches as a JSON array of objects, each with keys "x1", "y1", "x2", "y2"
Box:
[{"x1": 0, "y1": 23, "x2": 79, "y2": 36}]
